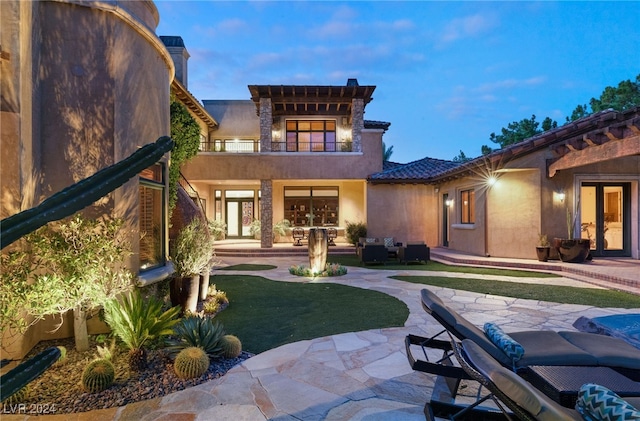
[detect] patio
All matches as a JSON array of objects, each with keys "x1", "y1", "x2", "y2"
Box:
[{"x1": 7, "y1": 253, "x2": 638, "y2": 421}]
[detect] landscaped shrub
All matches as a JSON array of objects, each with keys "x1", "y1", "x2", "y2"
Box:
[
  {"x1": 345, "y1": 221, "x2": 367, "y2": 245},
  {"x1": 166, "y1": 315, "x2": 225, "y2": 359},
  {"x1": 289, "y1": 263, "x2": 348, "y2": 277},
  {"x1": 2, "y1": 386, "x2": 28, "y2": 404},
  {"x1": 220, "y1": 335, "x2": 242, "y2": 359},
  {"x1": 208, "y1": 219, "x2": 227, "y2": 240},
  {"x1": 82, "y1": 359, "x2": 115, "y2": 393},
  {"x1": 102, "y1": 290, "x2": 180, "y2": 371},
  {"x1": 173, "y1": 347, "x2": 209, "y2": 379}
]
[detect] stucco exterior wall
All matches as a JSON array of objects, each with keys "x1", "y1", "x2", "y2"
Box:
[
  {"x1": 1, "y1": 0, "x2": 172, "y2": 358},
  {"x1": 204, "y1": 100, "x2": 259, "y2": 138},
  {"x1": 367, "y1": 184, "x2": 439, "y2": 245}
]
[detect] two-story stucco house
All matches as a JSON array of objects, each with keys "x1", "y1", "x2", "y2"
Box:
[{"x1": 181, "y1": 78, "x2": 390, "y2": 247}]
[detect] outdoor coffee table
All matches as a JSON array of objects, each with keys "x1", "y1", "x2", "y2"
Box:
[{"x1": 525, "y1": 365, "x2": 640, "y2": 408}]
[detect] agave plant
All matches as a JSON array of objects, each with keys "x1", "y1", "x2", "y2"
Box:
[
  {"x1": 166, "y1": 315, "x2": 226, "y2": 359},
  {"x1": 102, "y1": 290, "x2": 180, "y2": 371}
]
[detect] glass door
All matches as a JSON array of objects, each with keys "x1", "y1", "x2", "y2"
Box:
[
  {"x1": 580, "y1": 183, "x2": 630, "y2": 257},
  {"x1": 226, "y1": 199, "x2": 254, "y2": 238}
]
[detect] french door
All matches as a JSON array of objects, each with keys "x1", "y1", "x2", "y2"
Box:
[
  {"x1": 580, "y1": 183, "x2": 630, "y2": 257},
  {"x1": 226, "y1": 199, "x2": 254, "y2": 238}
]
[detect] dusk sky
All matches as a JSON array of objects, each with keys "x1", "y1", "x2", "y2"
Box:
[{"x1": 155, "y1": 1, "x2": 639, "y2": 163}]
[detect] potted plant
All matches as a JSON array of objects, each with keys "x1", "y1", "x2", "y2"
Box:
[
  {"x1": 273, "y1": 219, "x2": 291, "y2": 242},
  {"x1": 553, "y1": 205, "x2": 591, "y2": 263},
  {"x1": 249, "y1": 219, "x2": 261, "y2": 240},
  {"x1": 170, "y1": 218, "x2": 215, "y2": 313},
  {"x1": 535, "y1": 234, "x2": 550, "y2": 262}
]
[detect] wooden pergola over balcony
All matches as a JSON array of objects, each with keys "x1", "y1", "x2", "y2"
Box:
[{"x1": 248, "y1": 80, "x2": 376, "y2": 116}]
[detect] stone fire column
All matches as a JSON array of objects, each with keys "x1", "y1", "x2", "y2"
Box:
[{"x1": 260, "y1": 179, "x2": 273, "y2": 248}]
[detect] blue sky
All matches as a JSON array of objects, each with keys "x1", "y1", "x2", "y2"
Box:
[{"x1": 155, "y1": 1, "x2": 639, "y2": 163}]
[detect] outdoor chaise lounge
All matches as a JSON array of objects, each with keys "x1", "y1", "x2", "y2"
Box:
[
  {"x1": 434, "y1": 338, "x2": 640, "y2": 421},
  {"x1": 407, "y1": 288, "x2": 640, "y2": 374}
]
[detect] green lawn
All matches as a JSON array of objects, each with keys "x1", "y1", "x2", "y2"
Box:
[
  {"x1": 393, "y1": 275, "x2": 640, "y2": 308},
  {"x1": 211, "y1": 275, "x2": 409, "y2": 354},
  {"x1": 328, "y1": 254, "x2": 558, "y2": 278}
]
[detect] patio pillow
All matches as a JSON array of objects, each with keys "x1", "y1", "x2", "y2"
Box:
[
  {"x1": 576, "y1": 383, "x2": 640, "y2": 421},
  {"x1": 484, "y1": 323, "x2": 525, "y2": 369},
  {"x1": 383, "y1": 237, "x2": 395, "y2": 247},
  {"x1": 365, "y1": 237, "x2": 377, "y2": 243}
]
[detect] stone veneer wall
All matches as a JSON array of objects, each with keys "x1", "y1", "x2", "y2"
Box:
[
  {"x1": 351, "y1": 98, "x2": 364, "y2": 152},
  {"x1": 259, "y1": 98, "x2": 272, "y2": 152},
  {"x1": 260, "y1": 179, "x2": 273, "y2": 248}
]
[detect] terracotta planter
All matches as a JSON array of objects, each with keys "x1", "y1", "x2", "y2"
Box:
[
  {"x1": 535, "y1": 246, "x2": 550, "y2": 262},
  {"x1": 552, "y1": 238, "x2": 591, "y2": 263}
]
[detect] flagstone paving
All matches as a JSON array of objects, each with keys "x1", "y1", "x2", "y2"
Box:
[{"x1": 6, "y1": 256, "x2": 639, "y2": 421}]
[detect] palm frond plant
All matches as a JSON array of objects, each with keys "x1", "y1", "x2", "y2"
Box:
[
  {"x1": 166, "y1": 315, "x2": 226, "y2": 359},
  {"x1": 102, "y1": 289, "x2": 180, "y2": 371}
]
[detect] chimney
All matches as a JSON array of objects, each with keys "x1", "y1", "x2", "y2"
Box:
[
  {"x1": 346, "y1": 78, "x2": 359, "y2": 87},
  {"x1": 160, "y1": 36, "x2": 190, "y2": 87}
]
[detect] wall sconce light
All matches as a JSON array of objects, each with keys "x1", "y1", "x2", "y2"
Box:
[
  {"x1": 341, "y1": 117, "x2": 349, "y2": 126},
  {"x1": 445, "y1": 199, "x2": 453, "y2": 207},
  {"x1": 556, "y1": 191, "x2": 566, "y2": 203},
  {"x1": 487, "y1": 176, "x2": 497, "y2": 187}
]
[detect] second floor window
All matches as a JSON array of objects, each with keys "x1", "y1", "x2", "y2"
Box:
[
  {"x1": 286, "y1": 120, "x2": 336, "y2": 152},
  {"x1": 461, "y1": 189, "x2": 475, "y2": 224}
]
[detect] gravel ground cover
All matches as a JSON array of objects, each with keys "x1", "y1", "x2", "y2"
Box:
[{"x1": 12, "y1": 336, "x2": 252, "y2": 415}]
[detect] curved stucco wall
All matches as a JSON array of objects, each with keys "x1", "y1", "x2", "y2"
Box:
[{"x1": 0, "y1": 0, "x2": 173, "y2": 358}]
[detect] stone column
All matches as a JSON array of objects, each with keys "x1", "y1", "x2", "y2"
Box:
[
  {"x1": 260, "y1": 179, "x2": 273, "y2": 248},
  {"x1": 351, "y1": 98, "x2": 364, "y2": 152},
  {"x1": 259, "y1": 98, "x2": 272, "y2": 152}
]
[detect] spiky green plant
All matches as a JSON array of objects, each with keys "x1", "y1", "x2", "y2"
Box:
[
  {"x1": 166, "y1": 316, "x2": 225, "y2": 359},
  {"x1": 173, "y1": 347, "x2": 210, "y2": 379},
  {"x1": 102, "y1": 290, "x2": 180, "y2": 371},
  {"x1": 220, "y1": 335, "x2": 242, "y2": 359},
  {"x1": 82, "y1": 359, "x2": 115, "y2": 393},
  {"x1": 1, "y1": 385, "x2": 28, "y2": 405},
  {"x1": 0, "y1": 346, "x2": 61, "y2": 402}
]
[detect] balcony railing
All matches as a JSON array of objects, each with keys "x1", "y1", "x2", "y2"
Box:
[
  {"x1": 270, "y1": 141, "x2": 353, "y2": 152},
  {"x1": 200, "y1": 139, "x2": 260, "y2": 153},
  {"x1": 199, "y1": 140, "x2": 354, "y2": 153}
]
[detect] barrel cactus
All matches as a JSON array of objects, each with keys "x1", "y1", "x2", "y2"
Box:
[
  {"x1": 82, "y1": 359, "x2": 115, "y2": 393},
  {"x1": 174, "y1": 347, "x2": 210, "y2": 379},
  {"x1": 221, "y1": 335, "x2": 242, "y2": 359}
]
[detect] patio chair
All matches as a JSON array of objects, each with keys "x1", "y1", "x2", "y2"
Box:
[
  {"x1": 410, "y1": 288, "x2": 640, "y2": 373},
  {"x1": 439, "y1": 338, "x2": 640, "y2": 421},
  {"x1": 399, "y1": 242, "x2": 430, "y2": 264},
  {"x1": 360, "y1": 244, "x2": 388, "y2": 265},
  {"x1": 292, "y1": 227, "x2": 305, "y2": 246},
  {"x1": 326, "y1": 227, "x2": 337, "y2": 246}
]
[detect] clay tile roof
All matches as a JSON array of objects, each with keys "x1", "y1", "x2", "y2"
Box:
[
  {"x1": 369, "y1": 157, "x2": 461, "y2": 184},
  {"x1": 364, "y1": 120, "x2": 391, "y2": 131}
]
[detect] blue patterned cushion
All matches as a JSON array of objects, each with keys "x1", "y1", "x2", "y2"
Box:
[
  {"x1": 576, "y1": 383, "x2": 640, "y2": 421},
  {"x1": 483, "y1": 323, "x2": 525, "y2": 366},
  {"x1": 384, "y1": 237, "x2": 395, "y2": 247}
]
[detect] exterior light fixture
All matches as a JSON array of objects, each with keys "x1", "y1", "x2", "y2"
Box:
[
  {"x1": 557, "y1": 191, "x2": 566, "y2": 203},
  {"x1": 445, "y1": 199, "x2": 453, "y2": 207},
  {"x1": 487, "y1": 176, "x2": 497, "y2": 186}
]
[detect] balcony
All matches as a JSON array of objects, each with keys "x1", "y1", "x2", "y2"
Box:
[{"x1": 200, "y1": 139, "x2": 354, "y2": 153}]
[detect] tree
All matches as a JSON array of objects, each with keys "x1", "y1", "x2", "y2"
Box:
[
  {"x1": 452, "y1": 150, "x2": 472, "y2": 163},
  {"x1": 21, "y1": 215, "x2": 134, "y2": 351},
  {"x1": 169, "y1": 95, "x2": 201, "y2": 214},
  {"x1": 488, "y1": 114, "x2": 557, "y2": 149},
  {"x1": 382, "y1": 141, "x2": 394, "y2": 162},
  {"x1": 567, "y1": 74, "x2": 640, "y2": 122}
]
